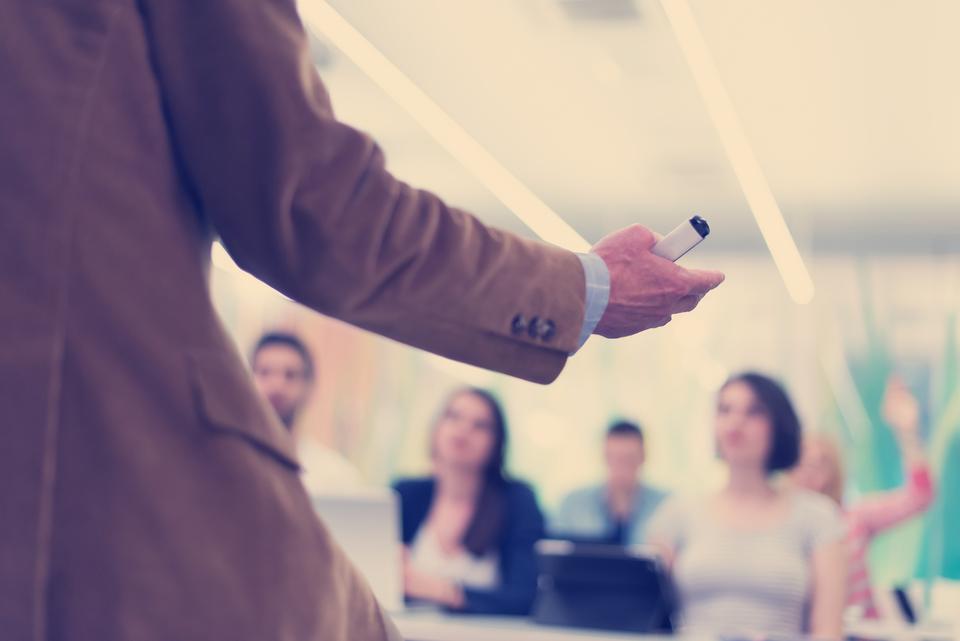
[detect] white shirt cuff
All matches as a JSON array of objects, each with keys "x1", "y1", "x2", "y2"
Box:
[{"x1": 575, "y1": 252, "x2": 611, "y2": 350}]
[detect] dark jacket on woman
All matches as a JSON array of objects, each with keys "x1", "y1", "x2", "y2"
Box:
[{"x1": 393, "y1": 477, "x2": 545, "y2": 616}]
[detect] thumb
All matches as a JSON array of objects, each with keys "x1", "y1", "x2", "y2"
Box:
[{"x1": 630, "y1": 224, "x2": 659, "y2": 250}]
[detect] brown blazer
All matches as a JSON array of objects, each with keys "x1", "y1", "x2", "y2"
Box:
[{"x1": 0, "y1": 0, "x2": 586, "y2": 640}]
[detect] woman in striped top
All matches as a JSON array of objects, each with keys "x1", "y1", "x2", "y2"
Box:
[
  {"x1": 648, "y1": 373, "x2": 847, "y2": 640},
  {"x1": 790, "y1": 376, "x2": 936, "y2": 620}
]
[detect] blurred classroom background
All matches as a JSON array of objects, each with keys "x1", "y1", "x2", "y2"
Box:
[{"x1": 217, "y1": 0, "x2": 959, "y2": 608}]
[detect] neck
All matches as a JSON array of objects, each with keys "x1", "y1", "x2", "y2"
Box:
[
  {"x1": 725, "y1": 465, "x2": 774, "y2": 497},
  {"x1": 435, "y1": 464, "x2": 485, "y2": 500},
  {"x1": 607, "y1": 480, "x2": 639, "y2": 500},
  {"x1": 606, "y1": 481, "x2": 640, "y2": 521}
]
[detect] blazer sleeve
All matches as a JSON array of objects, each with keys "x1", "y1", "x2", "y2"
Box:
[
  {"x1": 460, "y1": 483, "x2": 545, "y2": 616},
  {"x1": 135, "y1": 0, "x2": 586, "y2": 384}
]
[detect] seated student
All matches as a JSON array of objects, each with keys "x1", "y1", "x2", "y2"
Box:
[
  {"x1": 393, "y1": 388, "x2": 544, "y2": 616},
  {"x1": 647, "y1": 372, "x2": 847, "y2": 641},
  {"x1": 791, "y1": 375, "x2": 936, "y2": 620},
  {"x1": 551, "y1": 421, "x2": 668, "y2": 545},
  {"x1": 250, "y1": 331, "x2": 364, "y2": 492}
]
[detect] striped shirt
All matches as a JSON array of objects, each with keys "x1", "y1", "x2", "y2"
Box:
[
  {"x1": 844, "y1": 465, "x2": 935, "y2": 619},
  {"x1": 648, "y1": 490, "x2": 843, "y2": 638}
]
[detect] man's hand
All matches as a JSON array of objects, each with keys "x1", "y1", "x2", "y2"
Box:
[{"x1": 591, "y1": 224, "x2": 725, "y2": 338}]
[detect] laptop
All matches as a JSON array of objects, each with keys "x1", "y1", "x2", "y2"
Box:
[
  {"x1": 311, "y1": 489, "x2": 404, "y2": 612},
  {"x1": 533, "y1": 540, "x2": 677, "y2": 633}
]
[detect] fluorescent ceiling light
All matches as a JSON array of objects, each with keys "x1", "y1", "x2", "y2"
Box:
[
  {"x1": 659, "y1": 0, "x2": 816, "y2": 304},
  {"x1": 298, "y1": 1, "x2": 590, "y2": 253}
]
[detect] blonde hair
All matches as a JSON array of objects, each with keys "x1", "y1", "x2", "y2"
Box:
[{"x1": 803, "y1": 433, "x2": 846, "y2": 505}]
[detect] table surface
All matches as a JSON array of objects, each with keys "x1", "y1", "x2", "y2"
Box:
[
  {"x1": 392, "y1": 610, "x2": 678, "y2": 641},
  {"x1": 391, "y1": 610, "x2": 959, "y2": 641},
  {"x1": 844, "y1": 619, "x2": 957, "y2": 641}
]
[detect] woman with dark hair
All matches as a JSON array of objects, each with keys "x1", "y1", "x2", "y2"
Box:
[
  {"x1": 392, "y1": 388, "x2": 545, "y2": 615},
  {"x1": 647, "y1": 372, "x2": 847, "y2": 640}
]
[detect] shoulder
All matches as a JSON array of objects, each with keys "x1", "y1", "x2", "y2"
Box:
[
  {"x1": 392, "y1": 476, "x2": 435, "y2": 502},
  {"x1": 645, "y1": 493, "x2": 703, "y2": 547},
  {"x1": 656, "y1": 492, "x2": 699, "y2": 515},
  {"x1": 501, "y1": 480, "x2": 546, "y2": 522},
  {"x1": 559, "y1": 485, "x2": 602, "y2": 506},
  {"x1": 651, "y1": 492, "x2": 713, "y2": 528},
  {"x1": 648, "y1": 493, "x2": 698, "y2": 530},
  {"x1": 392, "y1": 477, "x2": 435, "y2": 540},
  {"x1": 791, "y1": 488, "x2": 842, "y2": 520},
  {"x1": 789, "y1": 489, "x2": 845, "y2": 546},
  {"x1": 503, "y1": 479, "x2": 541, "y2": 506},
  {"x1": 645, "y1": 485, "x2": 670, "y2": 505},
  {"x1": 500, "y1": 480, "x2": 545, "y2": 538}
]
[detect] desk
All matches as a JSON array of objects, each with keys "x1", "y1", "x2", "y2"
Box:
[
  {"x1": 392, "y1": 610, "x2": 681, "y2": 641},
  {"x1": 392, "y1": 611, "x2": 958, "y2": 641},
  {"x1": 844, "y1": 620, "x2": 957, "y2": 641}
]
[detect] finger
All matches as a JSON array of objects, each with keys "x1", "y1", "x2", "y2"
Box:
[{"x1": 684, "y1": 269, "x2": 725, "y2": 295}]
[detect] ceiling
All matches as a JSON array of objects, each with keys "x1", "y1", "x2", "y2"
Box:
[{"x1": 310, "y1": 0, "x2": 960, "y2": 253}]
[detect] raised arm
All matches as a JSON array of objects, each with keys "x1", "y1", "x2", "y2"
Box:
[{"x1": 849, "y1": 377, "x2": 937, "y2": 534}]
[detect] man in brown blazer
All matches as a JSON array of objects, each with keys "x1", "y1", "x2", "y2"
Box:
[{"x1": 0, "y1": 0, "x2": 723, "y2": 639}]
